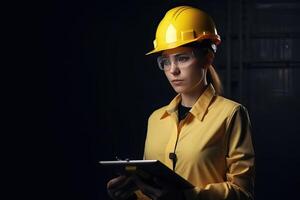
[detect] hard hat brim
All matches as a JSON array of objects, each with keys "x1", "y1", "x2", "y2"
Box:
[{"x1": 146, "y1": 34, "x2": 221, "y2": 55}]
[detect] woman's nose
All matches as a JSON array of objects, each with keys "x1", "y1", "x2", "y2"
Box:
[{"x1": 169, "y1": 62, "x2": 180, "y2": 75}]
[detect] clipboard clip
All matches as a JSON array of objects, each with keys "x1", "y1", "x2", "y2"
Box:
[{"x1": 115, "y1": 156, "x2": 130, "y2": 162}]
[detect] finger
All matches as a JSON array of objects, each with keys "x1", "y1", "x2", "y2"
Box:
[
  {"x1": 107, "y1": 176, "x2": 127, "y2": 189},
  {"x1": 132, "y1": 175, "x2": 163, "y2": 199},
  {"x1": 107, "y1": 189, "x2": 118, "y2": 200},
  {"x1": 114, "y1": 190, "x2": 128, "y2": 199},
  {"x1": 115, "y1": 176, "x2": 136, "y2": 190},
  {"x1": 108, "y1": 187, "x2": 126, "y2": 200},
  {"x1": 117, "y1": 190, "x2": 136, "y2": 200},
  {"x1": 107, "y1": 176, "x2": 138, "y2": 200},
  {"x1": 114, "y1": 177, "x2": 138, "y2": 193},
  {"x1": 110, "y1": 188, "x2": 135, "y2": 200}
]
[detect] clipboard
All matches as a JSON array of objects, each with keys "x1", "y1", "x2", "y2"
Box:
[{"x1": 99, "y1": 160, "x2": 194, "y2": 189}]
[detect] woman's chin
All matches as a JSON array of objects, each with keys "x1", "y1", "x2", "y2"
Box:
[{"x1": 172, "y1": 86, "x2": 188, "y2": 94}]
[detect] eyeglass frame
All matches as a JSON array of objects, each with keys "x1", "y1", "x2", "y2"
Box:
[{"x1": 156, "y1": 49, "x2": 205, "y2": 71}]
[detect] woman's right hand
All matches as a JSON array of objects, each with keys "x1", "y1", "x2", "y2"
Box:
[{"x1": 107, "y1": 175, "x2": 138, "y2": 200}]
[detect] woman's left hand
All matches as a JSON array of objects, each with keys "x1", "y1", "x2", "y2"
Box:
[{"x1": 132, "y1": 175, "x2": 185, "y2": 200}]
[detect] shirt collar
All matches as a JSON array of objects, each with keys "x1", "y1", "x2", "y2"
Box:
[{"x1": 160, "y1": 84, "x2": 216, "y2": 121}]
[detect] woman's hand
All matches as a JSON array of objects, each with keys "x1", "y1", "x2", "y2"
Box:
[
  {"x1": 132, "y1": 175, "x2": 185, "y2": 200},
  {"x1": 107, "y1": 175, "x2": 138, "y2": 200}
]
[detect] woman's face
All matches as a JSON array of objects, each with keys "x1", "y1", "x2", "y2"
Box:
[{"x1": 160, "y1": 46, "x2": 207, "y2": 94}]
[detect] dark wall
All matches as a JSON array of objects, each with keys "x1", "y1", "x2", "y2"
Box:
[{"x1": 42, "y1": 0, "x2": 300, "y2": 200}]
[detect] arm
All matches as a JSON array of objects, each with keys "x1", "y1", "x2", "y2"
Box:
[{"x1": 184, "y1": 105, "x2": 255, "y2": 200}]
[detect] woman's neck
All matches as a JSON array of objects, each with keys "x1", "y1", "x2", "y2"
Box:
[{"x1": 180, "y1": 83, "x2": 208, "y2": 107}]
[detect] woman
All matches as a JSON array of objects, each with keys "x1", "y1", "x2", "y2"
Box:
[{"x1": 107, "y1": 6, "x2": 255, "y2": 200}]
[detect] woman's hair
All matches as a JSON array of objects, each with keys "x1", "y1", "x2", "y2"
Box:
[
  {"x1": 183, "y1": 40, "x2": 223, "y2": 95},
  {"x1": 207, "y1": 64, "x2": 223, "y2": 95}
]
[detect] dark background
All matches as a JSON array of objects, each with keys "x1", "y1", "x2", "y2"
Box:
[{"x1": 40, "y1": 0, "x2": 300, "y2": 199}]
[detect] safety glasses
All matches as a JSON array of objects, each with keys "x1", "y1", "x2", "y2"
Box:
[{"x1": 157, "y1": 51, "x2": 197, "y2": 71}]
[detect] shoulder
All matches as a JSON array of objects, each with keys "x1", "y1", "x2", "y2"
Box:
[
  {"x1": 212, "y1": 96, "x2": 249, "y2": 121},
  {"x1": 213, "y1": 96, "x2": 250, "y2": 127},
  {"x1": 213, "y1": 95, "x2": 247, "y2": 114}
]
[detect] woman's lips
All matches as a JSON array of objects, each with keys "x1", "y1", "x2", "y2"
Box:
[{"x1": 171, "y1": 80, "x2": 184, "y2": 85}]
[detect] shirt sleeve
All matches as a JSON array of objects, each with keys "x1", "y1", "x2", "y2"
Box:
[{"x1": 184, "y1": 105, "x2": 255, "y2": 200}]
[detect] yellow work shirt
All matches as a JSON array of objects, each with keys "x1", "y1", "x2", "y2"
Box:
[{"x1": 138, "y1": 84, "x2": 255, "y2": 200}]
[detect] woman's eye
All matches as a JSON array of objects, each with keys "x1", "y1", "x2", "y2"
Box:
[
  {"x1": 177, "y1": 56, "x2": 190, "y2": 63},
  {"x1": 162, "y1": 59, "x2": 171, "y2": 66}
]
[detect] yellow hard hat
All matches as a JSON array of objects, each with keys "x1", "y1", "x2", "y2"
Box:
[{"x1": 146, "y1": 6, "x2": 221, "y2": 55}]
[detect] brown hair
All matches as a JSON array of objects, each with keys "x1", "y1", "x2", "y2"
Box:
[
  {"x1": 207, "y1": 64, "x2": 223, "y2": 95},
  {"x1": 184, "y1": 40, "x2": 223, "y2": 95}
]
